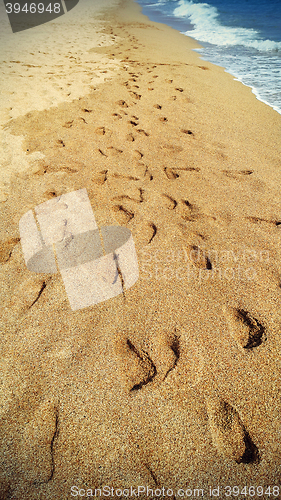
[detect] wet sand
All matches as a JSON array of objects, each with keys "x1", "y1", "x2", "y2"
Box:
[{"x1": 1, "y1": 0, "x2": 281, "y2": 498}]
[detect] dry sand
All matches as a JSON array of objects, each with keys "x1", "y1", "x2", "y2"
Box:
[
  {"x1": 1, "y1": 0, "x2": 281, "y2": 498},
  {"x1": 0, "y1": 0, "x2": 120, "y2": 201}
]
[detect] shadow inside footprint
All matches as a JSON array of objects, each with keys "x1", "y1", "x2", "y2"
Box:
[
  {"x1": 235, "y1": 309, "x2": 266, "y2": 349},
  {"x1": 126, "y1": 340, "x2": 157, "y2": 392},
  {"x1": 0, "y1": 237, "x2": 20, "y2": 263},
  {"x1": 187, "y1": 245, "x2": 212, "y2": 270},
  {"x1": 206, "y1": 396, "x2": 259, "y2": 464},
  {"x1": 224, "y1": 307, "x2": 267, "y2": 350}
]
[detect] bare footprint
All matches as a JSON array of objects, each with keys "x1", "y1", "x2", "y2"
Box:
[
  {"x1": 181, "y1": 129, "x2": 194, "y2": 136},
  {"x1": 144, "y1": 167, "x2": 153, "y2": 181},
  {"x1": 126, "y1": 133, "x2": 135, "y2": 142},
  {"x1": 63, "y1": 121, "x2": 73, "y2": 128},
  {"x1": 130, "y1": 92, "x2": 141, "y2": 100},
  {"x1": 95, "y1": 126, "x2": 106, "y2": 135},
  {"x1": 112, "y1": 205, "x2": 134, "y2": 224},
  {"x1": 133, "y1": 150, "x2": 143, "y2": 160},
  {"x1": 106, "y1": 146, "x2": 123, "y2": 156},
  {"x1": 4, "y1": 277, "x2": 51, "y2": 322},
  {"x1": 116, "y1": 100, "x2": 129, "y2": 108},
  {"x1": 246, "y1": 216, "x2": 280, "y2": 226},
  {"x1": 177, "y1": 199, "x2": 199, "y2": 222},
  {"x1": 164, "y1": 167, "x2": 179, "y2": 180},
  {"x1": 186, "y1": 245, "x2": 212, "y2": 270},
  {"x1": 112, "y1": 173, "x2": 140, "y2": 181},
  {"x1": 136, "y1": 129, "x2": 149, "y2": 137},
  {"x1": 223, "y1": 307, "x2": 267, "y2": 350},
  {"x1": 23, "y1": 401, "x2": 59, "y2": 485},
  {"x1": 93, "y1": 170, "x2": 108, "y2": 185},
  {"x1": 161, "y1": 194, "x2": 177, "y2": 210},
  {"x1": 206, "y1": 394, "x2": 259, "y2": 463},
  {"x1": 222, "y1": 170, "x2": 253, "y2": 179},
  {"x1": 0, "y1": 237, "x2": 20, "y2": 263},
  {"x1": 116, "y1": 330, "x2": 181, "y2": 391},
  {"x1": 116, "y1": 339, "x2": 157, "y2": 392},
  {"x1": 134, "y1": 221, "x2": 157, "y2": 246},
  {"x1": 113, "y1": 188, "x2": 143, "y2": 204}
]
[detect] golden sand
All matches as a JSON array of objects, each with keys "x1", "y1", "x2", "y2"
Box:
[{"x1": 1, "y1": 0, "x2": 281, "y2": 498}]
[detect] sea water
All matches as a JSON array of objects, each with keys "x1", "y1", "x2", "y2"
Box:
[{"x1": 137, "y1": 0, "x2": 281, "y2": 115}]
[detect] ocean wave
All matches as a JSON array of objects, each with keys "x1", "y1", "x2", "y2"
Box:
[{"x1": 173, "y1": 0, "x2": 281, "y2": 52}]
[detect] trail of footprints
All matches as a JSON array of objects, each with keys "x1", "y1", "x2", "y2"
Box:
[
  {"x1": 2, "y1": 32, "x2": 276, "y2": 474},
  {"x1": 204, "y1": 307, "x2": 266, "y2": 462},
  {"x1": 117, "y1": 304, "x2": 265, "y2": 463}
]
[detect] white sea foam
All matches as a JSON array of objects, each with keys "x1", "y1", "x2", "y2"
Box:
[
  {"x1": 195, "y1": 46, "x2": 281, "y2": 113},
  {"x1": 173, "y1": 0, "x2": 281, "y2": 51}
]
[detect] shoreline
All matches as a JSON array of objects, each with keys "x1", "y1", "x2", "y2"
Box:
[
  {"x1": 135, "y1": 0, "x2": 281, "y2": 117},
  {"x1": 1, "y1": 0, "x2": 281, "y2": 497}
]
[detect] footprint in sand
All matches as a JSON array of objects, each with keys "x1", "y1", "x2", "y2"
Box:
[
  {"x1": 112, "y1": 173, "x2": 140, "y2": 181},
  {"x1": 136, "y1": 129, "x2": 149, "y2": 137},
  {"x1": 164, "y1": 167, "x2": 179, "y2": 180},
  {"x1": 133, "y1": 221, "x2": 157, "y2": 247},
  {"x1": 116, "y1": 329, "x2": 182, "y2": 392},
  {"x1": 126, "y1": 133, "x2": 135, "y2": 142},
  {"x1": 63, "y1": 120, "x2": 73, "y2": 128},
  {"x1": 223, "y1": 306, "x2": 267, "y2": 350},
  {"x1": 106, "y1": 146, "x2": 123, "y2": 156},
  {"x1": 163, "y1": 144, "x2": 183, "y2": 154},
  {"x1": 222, "y1": 169, "x2": 253, "y2": 179},
  {"x1": 186, "y1": 244, "x2": 212, "y2": 270},
  {"x1": 95, "y1": 126, "x2": 106, "y2": 135},
  {"x1": 129, "y1": 116, "x2": 139, "y2": 126},
  {"x1": 181, "y1": 129, "x2": 194, "y2": 136},
  {"x1": 113, "y1": 188, "x2": 144, "y2": 204},
  {"x1": 144, "y1": 167, "x2": 153, "y2": 181},
  {"x1": 116, "y1": 100, "x2": 129, "y2": 108},
  {"x1": 161, "y1": 194, "x2": 177, "y2": 210},
  {"x1": 3, "y1": 277, "x2": 51, "y2": 323},
  {"x1": 177, "y1": 199, "x2": 200, "y2": 222},
  {"x1": 0, "y1": 237, "x2": 20, "y2": 264},
  {"x1": 98, "y1": 148, "x2": 107, "y2": 157},
  {"x1": 205, "y1": 393, "x2": 259, "y2": 463},
  {"x1": 119, "y1": 339, "x2": 157, "y2": 392},
  {"x1": 246, "y1": 216, "x2": 281, "y2": 227},
  {"x1": 23, "y1": 401, "x2": 59, "y2": 485},
  {"x1": 130, "y1": 92, "x2": 141, "y2": 100},
  {"x1": 133, "y1": 150, "x2": 143, "y2": 160},
  {"x1": 112, "y1": 205, "x2": 134, "y2": 224},
  {"x1": 92, "y1": 170, "x2": 108, "y2": 185}
]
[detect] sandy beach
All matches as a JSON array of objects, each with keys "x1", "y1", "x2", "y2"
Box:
[{"x1": 1, "y1": 0, "x2": 281, "y2": 498}]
